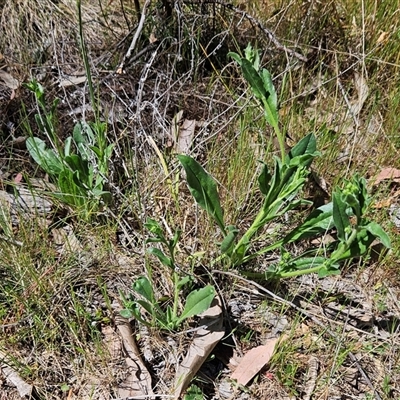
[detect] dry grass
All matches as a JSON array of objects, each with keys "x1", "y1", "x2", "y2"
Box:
[{"x1": 0, "y1": 0, "x2": 400, "y2": 398}]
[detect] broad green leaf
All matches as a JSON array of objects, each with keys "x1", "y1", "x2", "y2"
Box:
[
  {"x1": 291, "y1": 256, "x2": 327, "y2": 270},
  {"x1": 261, "y1": 156, "x2": 282, "y2": 206},
  {"x1": 283, "y1": 202, "x2": 335, "y2": 243},
  {"x1": 342, "y1": 175, "x2": 369, "y2": 220},
  {"x1": 228, "y1": 52, "x2": 242, "y2": 64},
  {"x1": 365, "y1": 222, "x2": 391, "y2": 248},
  {"x1": 91, "y1": 188, "x2": 111, "y2": 200},
  {"x1": 220, "y1": 226, "x2": 238, "y2": 254},
  {"x1": 260, "y1": 68, "x2": 278, "y2": 124},
  {"x1": 26, "y1": 137, "x2": 64, "y2": 175},
  {"x1": 231, "y1": 238, "x2": 249, "y2": 265},
  {"x1": 334, "y1": 228, "x2": 375, "y2": 261},
  {"x1": 177, "y1": 155, "x2": 225, "y2": 232},
  {"x1": 357, "y1": 176, "x2": 369, "y2": 214},
  {"x1": 240, "y1": 58, "x2": 268, "y2": 102},
  {"x1": 286, "y1": 133, "x2": 317, "y2": 163},
  {"x1": 104, "y1": 144, "x2": 114, "y2": 159},
  {"x1": 145, "y1": 218, "x2": 165, "y2": 239},
  {"x1": 148, "y1": 247, "x2": 174, "y2": 269},
  {"x1": 120, "y1": 304, "x2": 150, "y2": 326},
  {"x1": 332, "y1": 191, "x2": 350, "y2": 242},
  {"x1": 73, "y1": 122, "x2": 92, "y2": 159},
  {"x1": 89, "y1": 146, "x2": 102, "y2": 158},
  {"x1": 288, "y1": 152, "x2": 319, "y2": 168},
  {"x1": 146, "y1": 237, "x2": 164, "y2": 244},
  {"x1": 177, "y1": 275, "x2": 191, "y2": 290},
  {"x1": 166, "y1": 305, "x2": 174, "y2": 326},
  {"x1": 279, "y1": 256, "x2": 327, "y2": 274},
  {"x1": 65, "y1": 154, "x2": 89, "y2": 177},
  {"x1": 318, "y1": 264, "x2": 341, "y2": 278},
  {"x1": 57, "y1": 170, "x2": 86, "y2": 206},
  {"x1": 258, "y1": 163, "x2": 272, "y2": 196},
  {"x1": 177, "y1": 285, "x2": 215, "y2": 324},
  {"x1": 73, "y1": 122, "x2": 86, "y2": 144},
  {"x1": 119, "y1": 309, "x2": 133, "y2": 319},
  {"x1": 132, "y1": 276, "x2": 155, "y2": 303},
  {"x1": 244, "y1": 43, "x2": 260, "y2": 70},
  {"x1": 81, "y1": 121, "x2": 96, "y2": 144},
  {"x1": 135, "y1": 299, "x2": 157, "y2": 318}
]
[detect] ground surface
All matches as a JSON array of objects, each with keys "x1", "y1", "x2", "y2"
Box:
[{"x1": 1, "y1": 1, "x2": 400, "y2": 399}]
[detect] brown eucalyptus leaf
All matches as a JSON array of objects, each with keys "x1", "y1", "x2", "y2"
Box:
[
  {"x1": 0, "y1": 350, "x2": 33, "y2": 397},
  {"x1": 174, "y1": 297, "x2": 224, "y2": 399},
  {"x1": 115, "y1": 315, "x2": 154, "y2": 398},
  {"x1": 230, "y1": 338, "x2": 278, "y2": 386},
  {"x1": 373, "y1": 167, "x2": 400, "y2": 186}
]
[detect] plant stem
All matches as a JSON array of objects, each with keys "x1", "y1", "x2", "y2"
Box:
[
  {"x1": 280, "y1": 227, "x2": 359, "y2": 278},
  {"x1": 273, "y1": 121, "x2": 286, "y2": 163},
  {"x1": 76, "y1": 0, "x2": 97, "y2": 118},
  {"x1": 172, "y1": 271, "x2": 179, "y2": 323},
  {"x1": 262, "y1": 99, "x2": 285, "y2": 162},
  {"x1": 231, "y1": 206, "x2": 270, "y2": 263}
]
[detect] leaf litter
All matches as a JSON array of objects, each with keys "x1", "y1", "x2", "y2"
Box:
[
  {"x1": 1, "y1": 1, "x2": 400, "y2": 399},
  {"x1": 174, "y1": 296, "x2": 225, "y2": 399},
  {"x1": 230, "y1": 338, "x2": 278, "y2": 386}
]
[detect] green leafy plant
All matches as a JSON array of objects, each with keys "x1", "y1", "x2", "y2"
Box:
[
  {"x1": 177, "y1": 45, "x2": 390, "y2": 279},
  {"x1": 184, "y1": 384, "x2": 204, "y2": 400},
  {"x1": 24, "y1": 2, "x2": 113, "y2": 212},
  {"x1": 229, "y1": 44, "x2": 284, "y2": 161},
  {"x1": 24, "y1": 80, "x2": 113, "y2": 210},
  {"x1": 120, "y1": 218, "x2": 215, "y2": 330}
]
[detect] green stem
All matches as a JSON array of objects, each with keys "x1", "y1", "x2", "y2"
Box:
[
  {"x1": 274, "y1": 122, "x2": 286, "y2": 163},
  {"x1": 280, "y1": 227, "x2": 359, "y2": 279},
  {"x1": 263, "y1": 99, "x2": 285, "y2": 162},
  {"x1": 172, "y1": 271, "x2": 179, "y2": 321},
  {"x1": 231, "y1": 206, "x2": 270, "y2": 264},
  {"x1": 241, "y1": 228, "x2": 360, "y2": 280},
  {"x1": 241, "y1": 240, "x2": 283, "y2": 263}
]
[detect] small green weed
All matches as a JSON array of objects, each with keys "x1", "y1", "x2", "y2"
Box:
[
  {"x1": 24, "y1": 80, "x2": 113, "y2": 211},
  {"x1": 24, "y1": 1, "x2": 113, "y2": 214},
  {"x1": 120, "y1": 218, "x2": 215, "y2": 330},
  {"x1": 184, "y1": 384, "x2": 204, "y2": 400},
  {"x1": 177, "y1": 45, "x2": 391, "y2": 279}
]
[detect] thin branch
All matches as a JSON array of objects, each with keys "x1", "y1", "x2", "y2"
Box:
[
  {"x1": 117, "y1": 0, "x2": 152, "y2": 73},
  {"x1": 193, "y1": 0, "x2": 308, "y2": 62}
]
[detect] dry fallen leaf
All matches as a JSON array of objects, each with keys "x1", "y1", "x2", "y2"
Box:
[
  {"x1": 0, "y1": 350, "x2": 33, "y2": 397},
  {"x1": 0, "y1": 70, "x2": 20, "y2": 90},
  {"x1": 115, "y1": 315, "x2": 154, "y2": 398},
  {"x1": 174, "y1": 119, "x2": 196, "y2": 154},
  {"x1": 373, "y1": 167, "x2": 400, "y2": 186},
  {"x1": 230, "y1": 338, "x2": 278, "y2": 386},
  {"x1": 174, "y1": 297, "x2": 225, "y2": 399}
]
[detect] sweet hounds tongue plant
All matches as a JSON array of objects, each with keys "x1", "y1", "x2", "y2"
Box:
[
  {"x1": 177, "y1": 45, "x2": 390, "y2": 279},
  {"x1": 120, "y1": 218, "x2": 215, "y2": 330}
]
